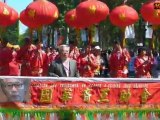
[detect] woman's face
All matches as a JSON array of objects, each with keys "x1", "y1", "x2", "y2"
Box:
[{"x1": 141, "y1": 50, "x2": 146, "y2": 56}]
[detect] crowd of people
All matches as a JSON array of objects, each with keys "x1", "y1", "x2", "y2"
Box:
[{"x1": 0, "y1": 37, "x2": 160, "y2": 78}]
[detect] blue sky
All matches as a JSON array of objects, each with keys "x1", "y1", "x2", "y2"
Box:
[{"x1": 7, "y1": 0, "x2": 33, "y2": 34}]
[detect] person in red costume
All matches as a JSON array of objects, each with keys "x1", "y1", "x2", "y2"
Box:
[
  {"x1": 134, "y1": 47, "x2": 153, "y2": 78},
  {"x1": 0, "y1": 39, "x2": 12, "y2": 75},
  {"x1": 48, "y1": 47, "x2": 59, "y2": 66},
  {"x1": 77, "y1": 45, "x2": 98, "y2": 77},
  {"x1": 69, "y1": 42, "x2": 80, "y2": 60},
  {"x1": 30, "y1": 41, "x2": 48, "y2": 76},
  {"x1": 9, "y1": 47, "x2": 21, "y2": 76},
  {"x1": 17, "y1": 37, "x2": 36, "y2": 76},
  {"x1": 109, "y1": 41, "x2": 131, "y2": 78}
]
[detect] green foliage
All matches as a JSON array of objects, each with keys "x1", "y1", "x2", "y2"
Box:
[
  {"x1": 1, "y1": 22, "x2": 19, "y2": 44},
  {"x1": 50, "y1": 0, "x2": 77, "y2": 28},
  {"x1": 47, "y1": 0, "x2": 149, "y2": 49}
]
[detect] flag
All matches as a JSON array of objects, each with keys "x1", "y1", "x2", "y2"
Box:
[
  {"x1": 125, "y1": 24, "x2": 135, "y2": 39},
  {"x1": 145, "y1": 22, "x2": 153, "y2": 39}
]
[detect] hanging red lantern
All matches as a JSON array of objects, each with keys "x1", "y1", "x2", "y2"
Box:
[
  {"x1": 140, "y1": 0, "x2": 160, "y2": 25},
  {"x1": 109, "y1": 5, "x2": 139, "y2": 27},
  {"x1": 65, "y1": 9, "x2": 90, "y2": 29},
  {"x1": 76, "y1": 0, "x2": 109, "y2": 25},
  {"x1": 0, "y1": 2, "x2": 12, "y2": 26},
  {"x1": 1, "y1": 7, "x2": 18, "y2": 27},
  {"x1": 20, "y1": 10, "x2": 42, "y2": 29},
  {"x1": 65, "y1": 9, "x2": 78, "y2": 28},
  {"x1": 25, "y1": 0, "x2": 59, "y2": 25}
]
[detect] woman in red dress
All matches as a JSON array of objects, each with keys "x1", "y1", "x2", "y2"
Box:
[
  {"x1": 134, "y1": 47, "x2": 153, "y2": 78},
  {"x1": 109, "y1": 41, "x2": 131, "y2": 78},
  {"x1": 77, "y1": 45, "x2": 98, "y2": 77}
]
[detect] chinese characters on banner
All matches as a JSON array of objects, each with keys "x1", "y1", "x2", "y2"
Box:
[{"x1": 0, "y1": 77, "x2": 159, "y2": 109}]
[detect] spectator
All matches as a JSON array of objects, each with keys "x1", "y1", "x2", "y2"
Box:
[
  {"x1": 48, "y1": 44, "x2": 79, "y2": 77},
  {"x1": 100, "y1": 51, "x2": 110, "y2": 77},
  {"x1": 151, "y1": 51, "x2": 160, "y2": 78},
  {"x1": 128, "y1": 51, "x2": 136, "y2": 78}
]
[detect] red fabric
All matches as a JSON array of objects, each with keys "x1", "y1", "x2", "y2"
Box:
[
  {"x1": 77, "y1": 54, "x2": 98, "y2": 77},
  {"x1": 69, "y1": 47, "x2": 80, "y2": 60},
  {"x1": 134, "y1": 56, "x2": 153, "y2": 78},
  {"x1": 48, "y1": 53, "x2": 57, "y2": 65},
  {"x1": 30, "y1": 81, "x2": 160, "y2": 106},
  {"x1": 141, "y1": 0, "x2": 160, "y2": 25},
  {"x1": 17, "y1": 44, "x2": 36, "y2": 76},
  {"x1": 9, "y1": 50, "x2": 20, "y2": 76},
  {"x1": 30, "y1": 49, "x2": 48, "y2": 76},
  {"x1": 109, "y1": 49, "x2": 130, "y2": 78},
  {"x1": 109, "y1": 5, "x2": 138, "y2": 27},
  {"x1": 0, "y1": 47, "x2": 12, "y2": 75}
]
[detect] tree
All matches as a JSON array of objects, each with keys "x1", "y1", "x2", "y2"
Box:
[
  {"x1": 1, "y1": 22, "x2": 19, "y2": 44},
  {"x1": 48, "y1": 0, "x2": 148, "y2": 49}
]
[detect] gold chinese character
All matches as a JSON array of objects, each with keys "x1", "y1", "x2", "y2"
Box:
[
  {"x1": 89, "y1": 5, "x2": 96, "y2": 14},
  {"x1": 3, "y1": 7, "x2": 9, "y2": 16},
  {"x1": 82, "y1": 88, "x2": 92, "y2": 103},
  {"x1": 28, "y1": 9, "x2": 35, "y2": 18},
  {"x1": 97, "y1": 88, "x2": 110, "y2": 103},
  {"x1": 40, "y1": 88, "x2": 53, "y2": 103},
  {"x1": 141, "y1": 88, "x2": 151, "y2": 104},
  {"x1": 119, "y1": 89, "x2": 131, "y2": 103},
  {"x1": 61, "y1": 88, "x2": 72, "y2": 104}
]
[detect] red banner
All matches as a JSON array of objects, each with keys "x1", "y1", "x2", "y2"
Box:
[{"x1": 30, "y1": 81, "x2": 160, "y2": 107}]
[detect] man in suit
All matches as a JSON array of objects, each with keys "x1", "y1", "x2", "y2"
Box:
[{"x1": 48, "y1": 44, "x2": 79, "y2": 77}]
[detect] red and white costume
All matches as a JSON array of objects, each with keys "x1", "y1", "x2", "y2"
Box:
[
  {"x1": 109, "y1": 48, "x2": 131, "y2": 78},
  {"x1": 134, "y1": 56, "x2": 153, "y2": 78},
  {"x1": 77, "y1": 53, "x2": 98, "y2": 77},
  {"x1": 30, "y1": 48, "x2": 48, "y2": 76},
  {"x1": 9, "y1": 49, "x2": 20, "y2": 76},
  {"x1": 17, "y1": 44, "x2": 36, "y2": 76}
]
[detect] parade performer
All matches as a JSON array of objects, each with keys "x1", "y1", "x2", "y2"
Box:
[
  {"x1": 109, "y1": 41, "x2": 131, "y2": 78},
  {"x1": 0, "y1": 39, "x2": 12, "y2": 75},
  {"x1": 30, "y1": 41, "x2": 48, "y2": 76},
  {"x1": 134, "y1": 47, "x2": 153, "y2": 78},
  {"x1": 77, "y1": 45, "x2": 98, "y2": 77},
  {"x1": 9, "y1": 47, "x2": 21, "y2": 76},
  {"x1": 48, "y1": 47, "x2": 59, "y2": 66},
  {"x1": 17, "y1": 37, "x2": 36, "y2": 76},
  {"x1": 69, "y1": 46, "x2": 80, "y2": 60}
]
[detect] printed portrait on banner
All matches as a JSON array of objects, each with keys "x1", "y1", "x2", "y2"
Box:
[{"x1": 0, "y1": 78, "x2": 30, "y2": 103}]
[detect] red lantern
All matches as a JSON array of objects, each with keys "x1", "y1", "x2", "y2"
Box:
[
  {"x1": 65, "y1": 9, "x2": 78, "y2": 28},
  {"x1": 0, "y1": 2, "x2": 12, "y2": 26},
  {"x1": 76, "y1": 0, "x2": 109, "y2": 25},
  {"x1": 20, "y1": 10, "x2": 42, "y2": 29},
  {"x1": 25, "y1": 0, "x2": 59, "y2": 25},
  {"x1": 109, "y1": 5, "x2": 139, "y2": 27},
  {"x1": 141, "y1": 0, "x2": 160, "y2": 25},
  {"x1": 65, "y1": 9, "x2": 91, "y2": 29},
  {"x1": 1, "y1": 7, "x2": 18, "y2": 27}
]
